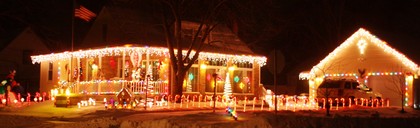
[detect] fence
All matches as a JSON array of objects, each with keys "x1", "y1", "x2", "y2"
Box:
[{"x1": 72, "y1": 80, "x2": 168, "y2": 95}]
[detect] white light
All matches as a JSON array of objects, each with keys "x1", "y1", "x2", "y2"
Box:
[
  {"x1": 31, "y1": 46, "x2": 267, "y2": 67},
  {"x1": 357, "y1": 39, "x2": 367, "y2": 55}
]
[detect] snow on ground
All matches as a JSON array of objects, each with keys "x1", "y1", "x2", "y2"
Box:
[{"x1": 0, "y1": 100, "x2": 419, "y2": 128}]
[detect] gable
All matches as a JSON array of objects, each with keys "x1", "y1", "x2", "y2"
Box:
[
  {"x1": 308, "y1": 28, "x2": 418, "y2": 77},
  {"x1": 117, "y1": 88, "x2": 132, "y2": 98},
  {"x1": 1, "y1": 28, "x2": 50, "y2": 56}
]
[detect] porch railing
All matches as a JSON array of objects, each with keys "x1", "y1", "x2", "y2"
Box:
[{"x1": 72, "y1": 80, "x2": 168, "y2": 95}]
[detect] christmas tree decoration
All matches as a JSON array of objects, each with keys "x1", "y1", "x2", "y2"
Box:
[{"x1": 224, "y1": 73, "x2": 232, "y2": 96}]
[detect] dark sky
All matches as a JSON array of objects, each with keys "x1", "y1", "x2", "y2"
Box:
[
  {"x1": 1, "y1": 0, "x2": 420, "y2": 85},
  {"x1": 233, "y1": 0, "x2": 420, "y2": 85}
]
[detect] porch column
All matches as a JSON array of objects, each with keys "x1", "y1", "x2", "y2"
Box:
[
  {"x1": 252, "y1": 60, "x2": 258, "y2": 97},
  {"x1": 122, "y1": 50, "x2": 126, "y2": 88},
  {"x1": 98, "y1": 56, "x2": 102, "y2": 95},
  {"x1": 146, "y1": 49, "x2": 150, "y2": 78},
  {"x1": 99, "y1": 56, "x2": 102, "y2": 69},
  {"x1": 77, "y1": 58, "x2": 80, "y2": 82},
  {"x1": 407, "y1": 75, "x2": 414, "y2": 106},
  {"x1": 85, "y1": 58, "x2": 89, "y2": 81}
]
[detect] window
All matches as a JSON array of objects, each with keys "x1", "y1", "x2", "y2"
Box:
[
  {"x1": 351, "y1": 82, "x2": 359, "y2": 89},
  {"x1": 141, "y1": 60, "x2": 162, "y2": 81},
  {"x1": 345, "y1": 81, "x2": 359, "y2": 89},
  {"x1": 344, "y1": 82, "x2": 351, "y2": 89},
  {"x1": 318, "y1": 81, "x2": 340, "y2": 88},
  {"x1": 234, "y1": 62, "x2": 253, "y2": 68},
  {"x1": 48, "y1": 63, "x2": 53, "y2": 81},
  {"x1": 205, "y1": 69, "x2": 217, "y2": 92},
  {"x1": 205, "y1": 68, "x2": 225, "y2": 93},
  {"x1": 232, "y1": 70, "x2": 253, "y2": 93},
  {"x1": 207, "y1": 59, "x2": 226, "y2": 66},
  {"x1": 184, "y1": 67, "x2": 199, "y2": 92}
]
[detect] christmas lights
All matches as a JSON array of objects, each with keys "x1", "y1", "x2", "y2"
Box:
[
  {"x1": 224, "y1": 73, "x2": 232, "y2": 96},
  {"x1": 300, "y1": 72, "x2": 405, "y2": 80},
  {"x1": 307, "y1": 28, "x2": 418, "y2": 79},
  {"x1": 31, "y1": 46, "x2": 267, "y2": 66}
]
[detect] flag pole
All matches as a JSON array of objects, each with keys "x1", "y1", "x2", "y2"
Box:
[
  {"x1": 70, "y1": 0, "x2": 75, "y2": 85},
  {"x1": 72, "y1": 0, "x2": 75, "y2": 52}
]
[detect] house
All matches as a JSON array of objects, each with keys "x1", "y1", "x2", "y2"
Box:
[
  {"x1": 31, "y1": 5, "x2": 267, "y2": 99},
  {"x1": 0, "y1": 27, "x2": 51, "y2": 93},
  {"x1": 300, "y1": 28, "x2": 419, "y2": 107},
  {"x1": 116, "y1": 88, "x2": 132, "y2": 103}
]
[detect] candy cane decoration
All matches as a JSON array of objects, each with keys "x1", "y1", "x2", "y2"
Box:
[
  {"x1": 181, "y1": 95, "x2": 185, "y2": 108},
  {"x1": 186, "y1": 95, "x2": 190, "y2": 108},
  {"x1": 199, "y1": 94, "x2": 202, "y2": 107},
  {"x1": 253, "y1": 97, "x2": 256, "y2": 111},
  {"x1": 328, "y1": 98, "x2": 332, "y2": 110},
  {"x1": 349, "y1": 98, "x2": 352, "y2": 107},
  {"x1": 335, "y1": 98, "x2": 339, "y2": 110},
  {"x1": 381, "y1": 99, "x2": 384, "y2": 107},
  {"x1": 243, "y1": 97, "x2": 247, "y2": 112},
  {"x1": 193, "y1": 95, "x2": 197, "y2": 107}
]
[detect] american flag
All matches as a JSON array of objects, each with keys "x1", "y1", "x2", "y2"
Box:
[{"x1": 75, "y1": 5, "x2": 96, "y2": 22}]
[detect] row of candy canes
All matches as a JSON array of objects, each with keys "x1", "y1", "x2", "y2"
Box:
[{"x1": 0, "y1": 92, "x2": 49, "y2": 105}]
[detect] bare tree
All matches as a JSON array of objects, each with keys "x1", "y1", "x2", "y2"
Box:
[
  {"x1": 382, "y1": 70, "x2": 407, "y2": 113},
  {"x1": 160, "y1": 0, "x2": 226, "y2": 98},
  {"x1": 312, "y1": 59, "x2": 347, "y2": 116}
]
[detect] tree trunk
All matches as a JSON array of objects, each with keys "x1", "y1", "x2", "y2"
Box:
[
  {"x1": 326, "y1": 104, "x2": 331, "y2": 116},
  {"x1": 326, "y1": 97, "x2": 331, "y2": 116},
  {"x1": 325, "y1": 85, "x2": 330, "y2": 116},
  {"x1": 173, "y1": 71, "x2": 186, "y2": 103}
]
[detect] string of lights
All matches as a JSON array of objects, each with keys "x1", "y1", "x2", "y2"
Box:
[{"x1": 31, "y1": 46, "x2": 267, "y2": 66}]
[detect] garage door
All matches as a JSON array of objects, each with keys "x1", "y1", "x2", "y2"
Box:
[{"x1": 368, "y1": 76, "x2": 404, "y2": 106}]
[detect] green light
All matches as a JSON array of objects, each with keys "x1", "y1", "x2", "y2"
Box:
[
  {"x1": 234, "y1": 76, "x2": 240, "y2": 83},
  {"x1": 189, "y1": 73, "x2": 194, "y2": 80}
]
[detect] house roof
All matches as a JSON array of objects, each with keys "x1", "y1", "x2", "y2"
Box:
[
  {"x1": 117, "y1": 88, "x2": 132, "y2": 98},
  {"x1": 79, "y1": 5, "x2": 255, "y2": 55},
  {"x1": 302, "y1": 28, "x2": 419, "y2": 79},
  {"x1": 0, "y1": 27, "x2": 53, "y2": 53}
]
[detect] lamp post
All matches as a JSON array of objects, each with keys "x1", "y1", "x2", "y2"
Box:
[
  {"x1": 145, "y1": 74, "x2": 150, "y2": 110},
  {"x1": 212, "y1": 73, "x2": 218, "y2": 113}
]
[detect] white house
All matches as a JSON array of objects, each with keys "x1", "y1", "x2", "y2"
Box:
[{"x1": 300, "y1": 28, "x2": 419, "y2": 107}]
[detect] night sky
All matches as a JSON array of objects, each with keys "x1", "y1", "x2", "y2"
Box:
[{"x1": 1, "y1": 0, "x2": 420, "y2": 85}]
